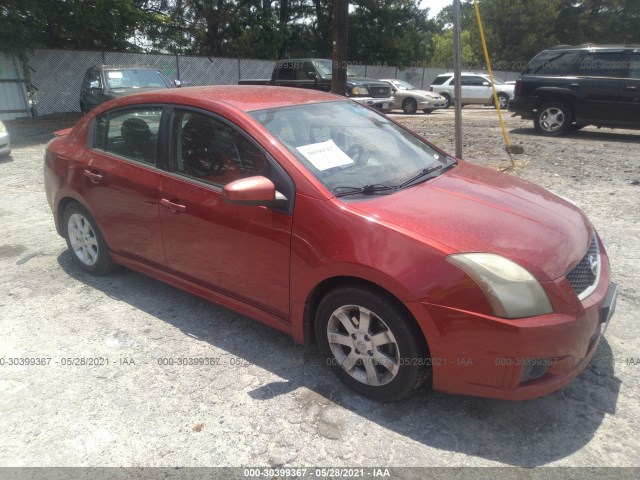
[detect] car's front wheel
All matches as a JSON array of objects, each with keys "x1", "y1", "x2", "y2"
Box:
[
  {"x1": 534, "y1": 102, "x2": 572, "y2": 136},
  {"x1": 63, "y1": 203, "x2": 114, "y2": 275},
  {"x1": 441, "y1": 93, "x2": 452, "y2": 109},
  {"x1": 315, "y1": 286, "x2": 429, "y2": 402},
  {"x1": 402, "y1": 98, "x2": 418, "y2": 114}
]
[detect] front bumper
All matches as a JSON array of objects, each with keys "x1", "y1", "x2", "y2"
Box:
[
  {"x1": 352, "y1": 96, "x2": 395, "y2": 111},
  {"x1": 407, "y1": 250, "x2": 616, "y2": 400},
  {"x1": 419, "y1": 99, "x2": 447, "y2": 110}
]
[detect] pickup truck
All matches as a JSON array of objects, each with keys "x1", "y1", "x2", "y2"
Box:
[{"x1": 239, "y1": 58, "x2": 394, "y2": 111}]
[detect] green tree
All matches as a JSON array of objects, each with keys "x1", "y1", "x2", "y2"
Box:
[{"x1": 348, "y1": 0, "x2": 437, "y2": 68}]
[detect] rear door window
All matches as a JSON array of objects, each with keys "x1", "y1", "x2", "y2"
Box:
[{"x1": 575, "y1": 51, "x2": 627, "y2": 77}]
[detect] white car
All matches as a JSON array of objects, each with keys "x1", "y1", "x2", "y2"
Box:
[
  {"x1": 0, "y1": 120, "x2": 10, "y2": 156},
  {"x1": 429, "y1": 72, "x2": 514, "y2": 109},
  {"x1": 380, "y1": 79, "x2": 448, "y2": 114}
]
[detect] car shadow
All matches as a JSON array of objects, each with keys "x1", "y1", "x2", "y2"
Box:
[
  {"x1": 57, "y1": 251, "x2": 621, "y2": 467},
  {"x1": 6, "y1": 113, "x2": 81, "y2": 149},
  {"x1": 510, "y1": 127, "x2": 640, "y2": 143}
]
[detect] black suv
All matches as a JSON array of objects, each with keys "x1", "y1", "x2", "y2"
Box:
[
  {"x1": 80, "y1": 66, "x2": 179, "y2": 115},
  {"x1": 509, "y1": 44, "x2": 640, "y2": 136}
]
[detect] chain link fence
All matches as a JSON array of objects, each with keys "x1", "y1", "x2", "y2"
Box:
[{"x1": 15, "y1": 49, "x2": 520, "y2": 117}]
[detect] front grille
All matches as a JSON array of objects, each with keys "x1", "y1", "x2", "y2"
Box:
[
  {"x1": 369, "y1": 86, "x2": 391, "y2": 98},
  {"x1": 566, "y1": 234, "x2": 600, "y2": 299}
]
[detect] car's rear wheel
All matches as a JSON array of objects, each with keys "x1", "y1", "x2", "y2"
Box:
[
  {"x1": 402, "y1": 98, "x2": 418, "y2": 114},
  {"x1": 315, "y1": 286, "x2": 429, "y2": 402},
  {"x1": 63, "y1": 203, "x2": 114, "y2": 275},
  {"x1": 441, "y1": 94, "x2": 452, "y2": 109},
  {"x1": 534, "y1": 102, "x2": 572, "y2": 136},
  {"x1": 495, "y1": 93, "x2": 509, "y2": 109}
]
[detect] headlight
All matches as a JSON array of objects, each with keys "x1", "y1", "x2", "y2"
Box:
[
  {"x1": 0, "y1": 121, "x2": 6, "y2": 133},
  {"x1": 351, "y1": 86, "x2": 370, "y2": 96},
  {"x1": 447, "y1": 253, "x2": 553, "y2": 319}
]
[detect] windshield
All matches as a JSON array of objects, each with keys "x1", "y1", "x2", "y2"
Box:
[
  {"x1": 105, "y1": 69, "x2": 172, "y2": 89},
  {"x1": 250, "y1": 101, "x2": 452, "y2": 197},
  {"x1": 313, "y1": 60, "x2": 358, "y2": 78},
  {"x1": 392, "y1": 80, "x2": 417, "y2": 90}
]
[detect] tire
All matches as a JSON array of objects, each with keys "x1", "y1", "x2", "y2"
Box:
[
  {"x1": 63, "y1": 202, "x2": 114, "y2": 275},
  {"x1": 315, "y1": 286, "x2": 429, "y2": 402},
  {"x1": 402, "y1": 98, "x2": 418, "y2": 114},
  {"x1": 422, "y1": 109, "x2": 435, "y2": 114},
  {"x1": 495, "y1": 93, "x2": 509, "y2": 109},
  {"x1": 441, "y1": 94, "x2": 452, "y2": 109},
  {"x1": 534, "y1": 102, "x2": 573, "y2": 136}
]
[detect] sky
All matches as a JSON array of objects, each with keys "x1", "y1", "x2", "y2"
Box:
[{"x1": 421, "y1": 0, "x2": 452, "y2": 18}]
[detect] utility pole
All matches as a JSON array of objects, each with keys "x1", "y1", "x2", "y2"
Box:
[
  {"x1": 453, "y1": 0, "x2": 463, "y2": 158},
  {"x1": 331, "y1": 0, "x2": 348, "y2": 95}
]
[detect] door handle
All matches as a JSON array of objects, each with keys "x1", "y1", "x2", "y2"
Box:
[
  {"x1": 83, "y1": 169, "x2": 102, "y2": 184},
  {"x1": 624, "y1": 85, "x2": 638, "y2": 91},
  {"x1": 160, "y1": 198, "x2": 186, "y2": 213}
]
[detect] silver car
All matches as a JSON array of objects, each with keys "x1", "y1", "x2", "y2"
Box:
[
  {"x1": 380, "y1": 79, "x2": 448, "y2": 114},
  {"x1": 429, "y1": 72, "x2": 514, "y2": 109},
  {"x1": 0, "y1": 120, "x2": 10, "y2": 157}
]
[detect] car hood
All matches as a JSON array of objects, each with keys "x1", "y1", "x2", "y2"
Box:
[
  {"x1": 105, "y1": 87, "x2": 169, "y2": 99},
  {"x1": 347, "y1": 77, "x2": 391, "y2": 88},
  {"x1": 402, "y1": 89, "x2": 444, "y2": 99},
  {"x1": 347, "y1": 161, "x2": 591, "y2": 281}
]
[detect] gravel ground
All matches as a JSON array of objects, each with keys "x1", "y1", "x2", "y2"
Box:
[{"x1": 0, "y1": 108, "x2": 639, "y2": 471}]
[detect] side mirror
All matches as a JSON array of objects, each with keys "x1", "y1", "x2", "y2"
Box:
[
  {"x1": 89, "y1": 80, "x2": 100, "y2": 89},
  {"x1": 173, "y1": 79, "x2": 182, "y2": 88},
  {"x1": 306, "y1": 71, "x2": 317, "y2": 80},
  {"x1": 391, "y1": 88, "x2": 397, "y2": 94},
  {"x1": 223, "y1": 176, "x2": 288, "y2": 208}
]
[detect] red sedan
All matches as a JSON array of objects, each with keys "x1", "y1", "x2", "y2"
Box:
[{"x1": 44, "y1": 86, "x2": 617, "y2": 401}]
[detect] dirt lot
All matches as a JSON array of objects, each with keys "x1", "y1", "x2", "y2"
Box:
[{"x1": 0, "y1": 107, "x2": 639, "y2": 472}]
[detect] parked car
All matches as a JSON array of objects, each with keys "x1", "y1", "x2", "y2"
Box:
[
  {"x1": 239, "y1": 58, "x2": 394, "y2": 111},
  {"x1": 429, "y1": 72, "x2": 514, "y2": 109},
  {"x1": 80, "y1": 65, "x2": 179, "y2": 115},
  {"x1": 379, "y1": 79, "x2": 448, "y2": 114},
  {"x1": 45, "y1": 86, "x2": 616, "y2": 402},
  {"x1": 509, "y1": 44, "x2": 640, "y2": 136},
  {"x1": 0, "y1": 120, "x2": 10, "y2": 156}
]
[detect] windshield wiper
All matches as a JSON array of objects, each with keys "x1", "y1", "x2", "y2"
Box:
[
  {"x1": 398, "y1": 159, "x2": 457, "y2": 189},
  {"x1": 332, "y1": 184, "x2": 397, "y2": 197},
  {"x1": 398, "y1": 165, "x2": 443, "y2": 189}
]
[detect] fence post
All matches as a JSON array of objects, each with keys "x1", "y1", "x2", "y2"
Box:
[{"x1": 175, "y1": 53, "x2": 180, "y2": 81}]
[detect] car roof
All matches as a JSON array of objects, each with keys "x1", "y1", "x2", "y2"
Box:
[
  {"x1": 435, "y1": 72, "x2": 488, "y2": 77},
  {"x1": 104, "y1": 85, "x2": 343, "y2": 112},
  {"x1": 547, "y1": 43, "x2": 640, "y2": 51}
]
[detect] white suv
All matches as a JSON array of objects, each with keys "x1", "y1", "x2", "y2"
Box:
[{"x1": 429, "y1": 72, "x2": 514, "y2": 109}]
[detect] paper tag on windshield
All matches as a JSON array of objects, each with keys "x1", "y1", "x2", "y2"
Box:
[
  {"x1": 296, "y1": 140, "x2": 354, "y2": 171},
  {"x1": 107, "y1": 71, "x2": 123, "y2": 79}
]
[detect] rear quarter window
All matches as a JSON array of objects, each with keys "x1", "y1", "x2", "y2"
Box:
[
  {"x1": 431, "y1": 75, "x2": 451, "y2": 85},
  {"x1": 523, "y1": 50, "x2": 581, "y2": 75}
]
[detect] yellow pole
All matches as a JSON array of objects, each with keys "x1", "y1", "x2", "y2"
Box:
[{"x1": 473, "y1": 0, "x2": 517, "y2": 166}]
